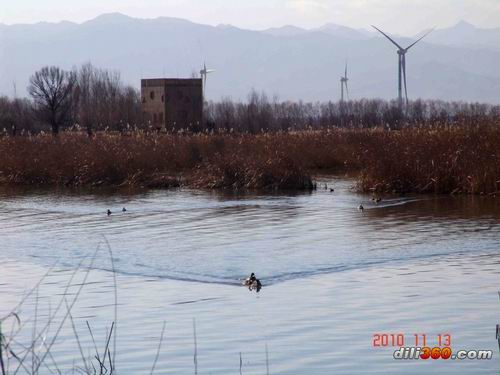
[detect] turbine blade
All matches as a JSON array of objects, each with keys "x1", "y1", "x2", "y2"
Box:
[
  {"x1": 371, "y1": 25, "x2": 403, "y2": 50},
  {"x1": 405, "y1": 27, "x2": 434, "y2": 51},
  {"x1": 345, "y1": 81, "x2": 349, "y2": 100},
  {"x1": 402, "y1": 54, "x2": 408, "y2": 106}
]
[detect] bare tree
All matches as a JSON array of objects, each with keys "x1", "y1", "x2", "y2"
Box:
[
  {"x1": 73, "y1": 63, "x2": 141, "y2": 134},
  {"x1": 0, "y1": 97, "x2": 36, "y2": 135},
  {"x1": 75, "y1": 63, "x2": 94, "y2": 136},
  {"x1": 28, "y1": 66, "x2": 76, "y2": 135}
]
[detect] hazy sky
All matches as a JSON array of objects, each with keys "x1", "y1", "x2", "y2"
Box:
[{"x1": 1, "y1": 0, "x2": 499, "y2": 35}]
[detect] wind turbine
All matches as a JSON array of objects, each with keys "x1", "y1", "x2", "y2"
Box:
[
  {"x1": 340, "y1": 61, "x2": 349, "y2": 102},
  {"x1": 372, "y1": 25, "x2": 433, "y2": 108},
  {"x1": 200, "y1": 62, "x2": 215, "y2": 99}
]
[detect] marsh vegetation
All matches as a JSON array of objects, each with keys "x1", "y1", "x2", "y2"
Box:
[{"x1": 0, "y1": 65, "x2": 499, "y2": 194}]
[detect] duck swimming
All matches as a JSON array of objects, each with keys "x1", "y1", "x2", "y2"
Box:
[
  {"x1": 243, "y1": 273, "x2": 262, "y2": 291},
  {"x1": 244, "y1": 272, "x2": 256, "y2": 285},
  {"x1": 122, "y1": 207, "x2": 127, "y2": 212},
  {"x1": 358, "y1": 204, "x2": 364, "y2": 211},
  {"x1": 107, "y1": 209, "x2": 112, "y2": 216}
]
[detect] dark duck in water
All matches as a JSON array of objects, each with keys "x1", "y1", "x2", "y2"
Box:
[{"x1": 243, "y1": 272, "x2": 262, "y2": 291}]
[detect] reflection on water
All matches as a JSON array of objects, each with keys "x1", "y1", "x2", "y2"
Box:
[{"x1": 0, "y1": 179, "x2": 499, "y2": 374}]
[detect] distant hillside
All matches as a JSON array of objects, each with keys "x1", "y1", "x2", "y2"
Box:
[
  {"x1": 420, "y1": 20, "x2": 500, "y2": 50},
  {"x1": 1, "y1": 13, "x2": 500, "y2": 103}
]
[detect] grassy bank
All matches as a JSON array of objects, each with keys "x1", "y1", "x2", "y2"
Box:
[{"x1": 0, "y1": 126, "x2": 499, "y2": 194}]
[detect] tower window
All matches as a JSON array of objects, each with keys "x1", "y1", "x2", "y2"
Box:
[{"x1": 150, "y1": 91, "x2": 155, "y2": 100}]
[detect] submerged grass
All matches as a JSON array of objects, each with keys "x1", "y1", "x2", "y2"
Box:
[
  {"x1": 0, "y1": 124, "x2": 499, "y2": 194},
  {"x1": 497, "y1": 292, "x2": 500, "y2": 355},
  {"x1": 0, "y1": 243, "x2": 272, "y2": 375}
]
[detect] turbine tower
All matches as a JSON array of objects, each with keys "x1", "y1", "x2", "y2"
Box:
[
  {"x1": 372, "y1": 26, "x2": 433, "y2": 108},
  {"x1": 200, "y1": 62, "x2": 215, "y2": 99},
  {"x1": 340, "y1": 62, "x2": 349, "y2": 102}
]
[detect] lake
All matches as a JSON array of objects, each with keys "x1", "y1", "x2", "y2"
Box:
[{"x1": 0, "y1": 178, "x2": 499, "y2": 374}]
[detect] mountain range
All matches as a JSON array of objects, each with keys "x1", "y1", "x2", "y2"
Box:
[{"x1": 1, "y1": 13, "x2": 500, "y2": 103}]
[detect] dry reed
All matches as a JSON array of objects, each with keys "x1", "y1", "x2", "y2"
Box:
[{"x1": 0, "y1": 125, "x2": 499, "y2": 194}]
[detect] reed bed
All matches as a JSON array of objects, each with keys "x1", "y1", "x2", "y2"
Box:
[
  {"x1": 0, "y1": 125, "x2": 499, "y2": 194},
  {"x1": 356, "y1": 125, "x2": 500, "y2": 194},
  {"x1": 0, "y1": 132, "x2": 325, "y2": 190}
]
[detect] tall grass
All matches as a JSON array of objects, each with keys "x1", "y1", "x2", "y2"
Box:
[
  {"x1": 0, "y1": 124, "x2": 499, "y2": 194},
  {"x1": 0, "y1": 132, "x2": 320, "y2": 190},
  {"x1": 357, "y1": 125, "x2": 500, "y2": 194}
]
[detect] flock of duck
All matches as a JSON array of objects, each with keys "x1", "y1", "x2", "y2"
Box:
[
  {"x1": 107, "y1": 207, "x2": 127, "y2": 216},
  {"x1": 323, "y1": 183, "x2": 382, "y2": 212},
  {"x1": 104, "y1": 184, "x2": 381, "y2": 293}
]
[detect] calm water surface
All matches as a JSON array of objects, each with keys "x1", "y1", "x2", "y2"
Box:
[{"x1": 0, "y1": 179, "x2": 499, "y2": 374}]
